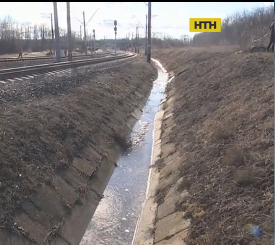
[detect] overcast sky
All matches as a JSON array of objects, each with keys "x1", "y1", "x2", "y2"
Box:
[{"x1": 0, "y1": 2, "x2": 273, "y2": 39}]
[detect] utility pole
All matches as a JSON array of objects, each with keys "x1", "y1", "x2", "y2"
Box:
[
  {"x1": 93, "y1": 29, "x2": 96, "y2": 52},
  {"x1": 41, "y1": 13, "x2": 54, "y2": 50},
  {"x1": 137, "y1": 28, "x2": 140, "y2": 54},
  {"x1": 80, "y1": 25, "x2": 82, "y2": 40},
  {"x1": 89, "y1": 34, "x2": 92, "y2": 51},
  {"x1": 66, "y1": 2, "x2": 72, "y2": 61},
  {"x1": 132, "y1": 32, "x2": 134, "y2": 52},
  {"x1": 135, "y1": 26, "x2": 138, "y2": 53},
  {"x1": 50, "y1": 13, "x2": 54, "y2": 47},
  {"x1": 114, "y1": 20, "x2": 117, "y2": 56},
  {"x1": 147, "y1": 2, "x2": 151, "y2": 63},
  {"x1": 128, "y1": 32, "x2": 130, "y2": 51},
  {"x1": 128, "y1": 33, "x2": 130, "y2": 51},
  {"x1": 145, "y1": 14, "x2": 147, "y2": 55},
  {"x1": 83, "y1": 11, "x2": 87, "y2": 55},
  {"x1": 125, "y1": 33, "x2": 127, "y2": 51},
  {"x1": 53, "y1": 2, "x2": 60, "y2": 62}
]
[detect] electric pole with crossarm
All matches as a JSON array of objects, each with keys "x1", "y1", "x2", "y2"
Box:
[{"x1": 147, "y1": 2, "x2": 151, "y2": 63}]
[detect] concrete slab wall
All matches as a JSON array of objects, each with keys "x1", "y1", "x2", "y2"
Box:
[{"x1": 0, "y1": 80, "x2": 152, "y2": 245}]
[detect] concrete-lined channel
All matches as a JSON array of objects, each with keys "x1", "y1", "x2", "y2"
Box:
[
  {"x1": 80, "y1": 60, "x2": 169, "y2": 245},
  {"x1": 0, "y1": 57, "x2": 157, "y2": 245},
  {"x1": 0, "y1": 59, "x2": 169, "y2": 245}
]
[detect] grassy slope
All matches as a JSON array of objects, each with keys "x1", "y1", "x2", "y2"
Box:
[
  {"x1": 0, "y1": 58, "x2": 157, "y2": 229},
  {"x1": 153, "y1": 47, "x2": 274, "y2": 245}
]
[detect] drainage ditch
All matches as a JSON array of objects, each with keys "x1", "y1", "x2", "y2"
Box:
[{"x1": 80, "y1": 60, "x2": 169, "y2": 245}]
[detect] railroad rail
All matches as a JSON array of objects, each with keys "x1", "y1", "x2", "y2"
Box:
[
  {"x1": 0, "y1": 51, "x2": 113, "y2": 63},
  {"x1": 0, "y1": 52, "x2": 135, "y2": 80}
]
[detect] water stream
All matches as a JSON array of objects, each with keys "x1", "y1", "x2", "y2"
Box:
[{"x1": 80, "y1": 60, "x2": 168, "y2": 245}]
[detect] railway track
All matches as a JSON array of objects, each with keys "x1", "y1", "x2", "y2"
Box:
[
  {"x1": 0, "y1": 51, "x2": 113, "y2": 63},
  {"x1": 0, "y1": 52, "x2": 135, "y2": 81}
]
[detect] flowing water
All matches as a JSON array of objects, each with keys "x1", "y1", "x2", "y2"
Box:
[{"x1": 80, "y1": 60, "x2": 168, "y2": 245}]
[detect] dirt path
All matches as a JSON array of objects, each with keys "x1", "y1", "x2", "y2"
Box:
[
  {"x1": 0, "y1": 57, "x2": 157, "y2": 243},
  {"x1": 141, "y1": 48, "x2": 274, "y2": 245},
  {"x1": 0, "y1": 51, "x2": 47, "y2": 58}
]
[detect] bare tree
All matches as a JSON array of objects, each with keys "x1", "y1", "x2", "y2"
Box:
[
  {"x1": 0, "y1": 15, "x2": 86, "y2": 55},
  {"x1": 191, "y1": 6, "x2": 274, "y2": 49}
]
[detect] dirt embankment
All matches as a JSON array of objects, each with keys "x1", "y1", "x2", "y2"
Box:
[
  {"x1": 152, "y1": 48, "x2": 274, "y2": 245},
  {"x1": 0, "y1": 57, "x2": 157, "y2": 244}
]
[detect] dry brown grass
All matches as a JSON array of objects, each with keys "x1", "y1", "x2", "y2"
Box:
[
  {"x1": 0, "y1": 57, "x2": 157, "y2": 229},
  {"x1": 153, "y1": 47, "x2": 274, "y2": 245}
]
